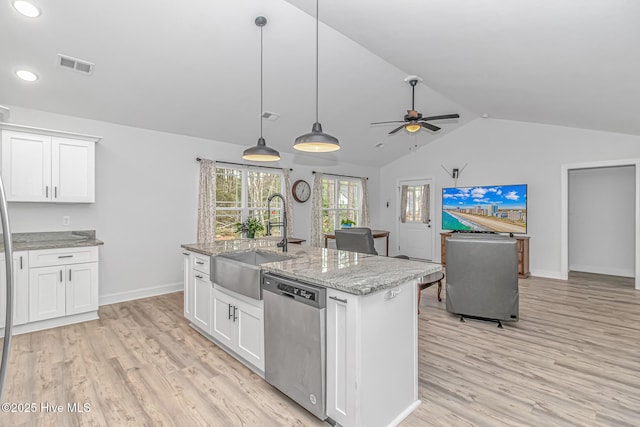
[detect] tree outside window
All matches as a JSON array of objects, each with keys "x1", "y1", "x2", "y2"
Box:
[
  {"x1": 215, "y1": 167, "x2": 283, "y2": 239},
  {"x1": 321, "y1": 178, "x2": 361, "y2": 233}
]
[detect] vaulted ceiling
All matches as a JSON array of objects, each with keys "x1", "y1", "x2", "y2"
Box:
[{"x1": 1, "y1": 0, "x2": 638, "y2": 167}]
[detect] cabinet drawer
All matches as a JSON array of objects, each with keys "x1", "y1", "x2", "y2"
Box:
[
  {"x1": 192, "y1": 253, "x2": 210, "y2": 273},
  {"x1": 29, "y1": 246, "x2": 99, "y2": 268}
]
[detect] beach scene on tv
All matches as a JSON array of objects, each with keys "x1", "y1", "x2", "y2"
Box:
[{"x1": 442, "y1": 184, "x2": 527, "y2": 234}]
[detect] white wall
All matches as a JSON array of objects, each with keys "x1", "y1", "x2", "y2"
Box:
[
  {"x1": 569, "y1": 165, "x2": 635, "y2": 277},
  {"x1": 4, "y1": 106, "x2": 379, "y2": 303},
  {"x1": 379, "y1": 118, "x2": 640, "y2": 278}
]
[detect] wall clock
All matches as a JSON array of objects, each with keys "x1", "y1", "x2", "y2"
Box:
[{"x1": 292, "y1": 179, "x2": 311, "y2": 203}]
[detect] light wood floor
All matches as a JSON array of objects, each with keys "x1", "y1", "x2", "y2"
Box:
[{"x1": 1, "y1": 272, "x2": 639, "y2": 426}]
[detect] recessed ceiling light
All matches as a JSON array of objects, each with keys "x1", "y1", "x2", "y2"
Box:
[
  {"x1": 16, "y1": 69, "x2": 38, "y2": 82},
  {"x1": 13, "y1": 1, "x2": 41, "y2": 18}
]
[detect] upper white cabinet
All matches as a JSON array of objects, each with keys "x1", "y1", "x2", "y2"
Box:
[{"x1": 0, "y1": 124, "x2": 100, "y2": 203}]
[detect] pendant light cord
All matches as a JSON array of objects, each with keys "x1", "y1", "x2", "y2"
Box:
[
  {"x1": 260, "y1": 24, "x2": 264, "y2": 138},
  {"x1": 315, "y1": 0, "x2": 319, "y2": 123}
]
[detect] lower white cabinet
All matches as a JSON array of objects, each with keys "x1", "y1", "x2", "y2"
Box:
[
  {"x1": 0, "y1": 251, "x2": 30, "y2": 328},
  {"x1": 182, "y1": 251, "x2": 194, "y2": 322},
  {"x1": 211, "y1": 286, "x2": 264, "y2": 372},
  {"x1": 326, "y1": 283, "x2": 419, "y2": 427},
  {"x1": 28, "y1": 247, "x2": 99, "y2": 323},
  {"x1": 192, "y1": 271, "x2": 212, "y2": 332}
]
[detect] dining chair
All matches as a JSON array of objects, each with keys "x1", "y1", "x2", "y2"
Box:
[{"x1": 334, "y1": 227, "x2": 378, "y2": 254}]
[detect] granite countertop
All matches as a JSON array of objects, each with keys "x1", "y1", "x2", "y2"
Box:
[
  {"x1": 0, "y1": 230, "x2": 104, "y2": 252},
  {"x1": 182, "y1": 239, "x2": 441, "y2": 296}
]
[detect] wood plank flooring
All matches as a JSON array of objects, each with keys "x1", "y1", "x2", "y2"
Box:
[{"x1": 1, "y1": 272, "x2": 639, "y2": 426}]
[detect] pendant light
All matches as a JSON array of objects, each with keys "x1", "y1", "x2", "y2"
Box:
[
  {"x1": 294, "y1": 0, "x2": 340, "y2": 153},
  {"x1": 243, "y1": 16, "x2": 280, "y2": 162}
]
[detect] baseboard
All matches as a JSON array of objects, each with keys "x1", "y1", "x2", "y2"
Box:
[
  {"x1": 569, "y1": 264, "x2": 635, "y2": 278},
  {"x1": 529, "y1": 269, "x2": 564, "y2": 280},
  {"x1": 388, "y1": 400, "x2": 422, "y2": 427},
  {"x1": 99, "y1": 282, "x2": 183, "y2": 306}
]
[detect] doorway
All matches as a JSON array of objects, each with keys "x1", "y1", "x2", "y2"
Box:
[
  {"x1": 397, "y1": 178, "x2": 434, "y2": 260},
  {"x1": 561, "y1": 159, "x2": 640, "y2": 289}
]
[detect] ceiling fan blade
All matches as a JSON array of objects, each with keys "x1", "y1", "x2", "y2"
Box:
[
  {"x1": 388, "y1": 125, "x2": 405, "y2": 135},
  {"x1": 420, "y1": 114, "x2": 460, "y2": 121},
  {"x1": 421, "y1": 122, "x2": 441, "y2": 132},
  {"x1": 370, "y1": 120, "x2": 405, "y2": 125}
]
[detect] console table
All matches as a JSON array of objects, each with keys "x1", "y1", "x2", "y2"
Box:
[
  {"x1": 324, "y1": 229, "x2": 390, "y2": 256},
  {"x1": 440, "y1": 232, "x2": 530, "y2": 278}
]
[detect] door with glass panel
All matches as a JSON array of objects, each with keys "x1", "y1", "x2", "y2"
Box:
[{"x1": 398, "y1": 179, "x2": 434, "y2": 260}]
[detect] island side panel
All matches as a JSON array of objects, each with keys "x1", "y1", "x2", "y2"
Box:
[{"x1": 326, "y1": 281, "x2": 419, "y2": 427}]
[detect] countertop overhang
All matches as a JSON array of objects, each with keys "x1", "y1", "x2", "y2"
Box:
[{"x1": 182, "y1": 239, "x2": 442, "y2": 296}]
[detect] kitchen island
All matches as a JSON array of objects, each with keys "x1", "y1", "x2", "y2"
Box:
[{"x1": 181, "y1": 239, "x2": 441, "y2": 427}]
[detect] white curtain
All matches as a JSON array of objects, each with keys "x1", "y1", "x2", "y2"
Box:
[
  {"x1": 400, "y1": 185, "x2": 408, "y2": 223},
  {"x1": 360, "y1": 177, "x2": 370, "y2": 227},
  {"x1": 310, "y1": 172, "x2": 324, "y2": 247},
  {"x1": 422, "y1": 183, "x2": 430, "y2": 225},
  {"x1": 282, "y1": 168, "x2": 294, "y2": 237},
  {"x1": 197, "y1": 159, "x2": 216, "y2": 242}
]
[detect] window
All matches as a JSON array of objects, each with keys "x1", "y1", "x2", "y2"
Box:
[
  {"x1": 404, "y1": 185, "x2": 423, "y2": 222},
  {"x1": 215, "y1": 167, "x2": 283, "y2": 239},
  {"x1": 321, "y1": 178, "x2": 361, "y2": 233}
]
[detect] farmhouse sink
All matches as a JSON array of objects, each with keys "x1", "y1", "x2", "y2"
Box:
[{"x1": 210, "y1": 250, "x2": 293, "y2": 299}]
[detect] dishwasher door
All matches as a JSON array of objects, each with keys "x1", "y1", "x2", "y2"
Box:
[{"x1": 263, "y1": 273, "x2": 327, "y2": 420}]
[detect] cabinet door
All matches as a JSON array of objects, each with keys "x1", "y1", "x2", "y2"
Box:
[
  {"x1": 210, "y1": 287, "x2": 234, "y2": 347},
  {"x1": 1, "y1": 130, "x2": 51, "y2": 202},
  {"x1": 51, "y1": 137, "x2": 95, "y2": 202},
  {"x1": 29, "y1": 266, "x2": 66, "y2": 322},
  {"x1": 0, "y1": 252, "x2": 30, "y2": 328},
  {"x1": 182, "y1": 251, "x2": 193, "y2": 321},
  {"x1": 192, "y1": 272, "x2": 211, "y2": 332},
  {"x1": 65, "y1": 263, "x2": 99, "y2": 315},
  {"x1": 235, "y1": 300, "x2": 264, "y2": 371},
  {"x1": 326, "y1": 290, "x2": 358, "y2": 427}
]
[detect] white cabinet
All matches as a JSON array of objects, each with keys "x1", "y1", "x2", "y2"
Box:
[
  {"x1": 28, "y1": 247, "x2": 99, "y2": 322},
  {"x1": 182, "y1": 251, "x2": 194, "y2": 321},
  {"x1": 0, "y1": 251, "x2": 30, "y2": 328},
  {"x1": 191, "y1": 252, "x2": 211, "y2": 332},
  {"x1": 0, "y1": 124, "x2": 99, "y2": 203},
  {"x1": 326, "y1": 282, "x2": 419, "y2": 427},
  {"x1": 211, "y1": 286, "x2": 264, "y2": 371}
]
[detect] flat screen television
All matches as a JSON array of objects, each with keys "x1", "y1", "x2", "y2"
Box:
[{"x1": 442, "y1": 184, "x2": 527, "y2": 234}]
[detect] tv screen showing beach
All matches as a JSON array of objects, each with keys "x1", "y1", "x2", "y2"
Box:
[{"x1": 442, "y1": 184, "x2": 527, "y2": 234}]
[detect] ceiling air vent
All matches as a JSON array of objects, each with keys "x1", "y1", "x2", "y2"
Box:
[{"x1": 57, "y1": 54, "x2": 94, "y2": 75}]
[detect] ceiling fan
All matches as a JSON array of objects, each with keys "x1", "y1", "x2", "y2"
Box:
[{"x1": 371, "y1": 76, "x2": 460, "y2": 135}]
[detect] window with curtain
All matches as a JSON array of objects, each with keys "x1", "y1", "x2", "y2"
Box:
[
  {"x1": 321, "y1": 178, "x2": 361, "y2": 233},
  {"x1": 404, "y1": 185, "x2": 424, "y2": 222},
  {"x1": 215, "y1": 166, "x2": 283, "y2": 239}
]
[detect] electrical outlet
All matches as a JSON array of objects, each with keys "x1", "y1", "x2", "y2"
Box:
[{"x1": 62, "y1": 216, "x2": 71, "y2": 226}]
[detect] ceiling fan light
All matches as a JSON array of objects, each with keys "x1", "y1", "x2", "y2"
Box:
[
  {"x1": 294, "y1": 122, "x2": 340, "y2": 152},
  {"x1": 405, "y1": 123, "x2": 421, "y2": 133},
  {"x1": 243, "y1": 137, "x2": 280, "y2": 161}
]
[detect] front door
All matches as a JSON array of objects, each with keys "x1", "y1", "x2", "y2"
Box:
[{"x1": 398, "y1": 179, "x2": 434, "y2": 260}]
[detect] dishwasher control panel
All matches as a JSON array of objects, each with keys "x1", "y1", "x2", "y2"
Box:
[{"x1": 262, "y1": 273, "x2": 326, "y2": 309}]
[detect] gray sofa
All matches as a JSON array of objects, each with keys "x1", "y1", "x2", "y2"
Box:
[{"x1": 445, "y1": 233, "x2": 519, "y2": 324}]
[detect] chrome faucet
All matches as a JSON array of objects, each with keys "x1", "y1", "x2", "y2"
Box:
[{"x1": 267, "y1": 193, "x2": 288, "y2": 252}]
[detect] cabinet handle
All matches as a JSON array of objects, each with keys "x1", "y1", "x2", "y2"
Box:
[
  {"x1": 60, "y1": 270, "x2": 63, "y2": 282},
  {"x1": 329, "y1": 296, "x2": 348, "y2": 304},
  {"x1": 233, "y1": 305, "x2": 238, "y2": 322},
  {"x1": 46, "y1": 186, "x2": 49, "y2": 198},
  {"x1": 196, "y1": 261, "x2": 204, "y2": 265},
  {"x1": 54, "y1": 186, "x2": 58, "y2": 198},
  {"x1": 228, "y1": 303, "x2": 232, "y2": 320},
  {"x1": 20, "y1": 256, "x2": 23, "y2": 270},
  {"x1": 182, "y1": 252, "x2": 189, "y2": 256},
  {"x1": 58, "y1": 255, "x2": 73, "y2": 259},
  {"x1": 195, "y1": 274, "x2": 203, "y2": 279},
  {"x1": 69, "y1": 269, "x2": 72, "y2": 281}
]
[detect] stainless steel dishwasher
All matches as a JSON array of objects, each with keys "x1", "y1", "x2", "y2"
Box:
[{"x1": 262, "y1": 272, "x2": 327, "y2": 420}]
